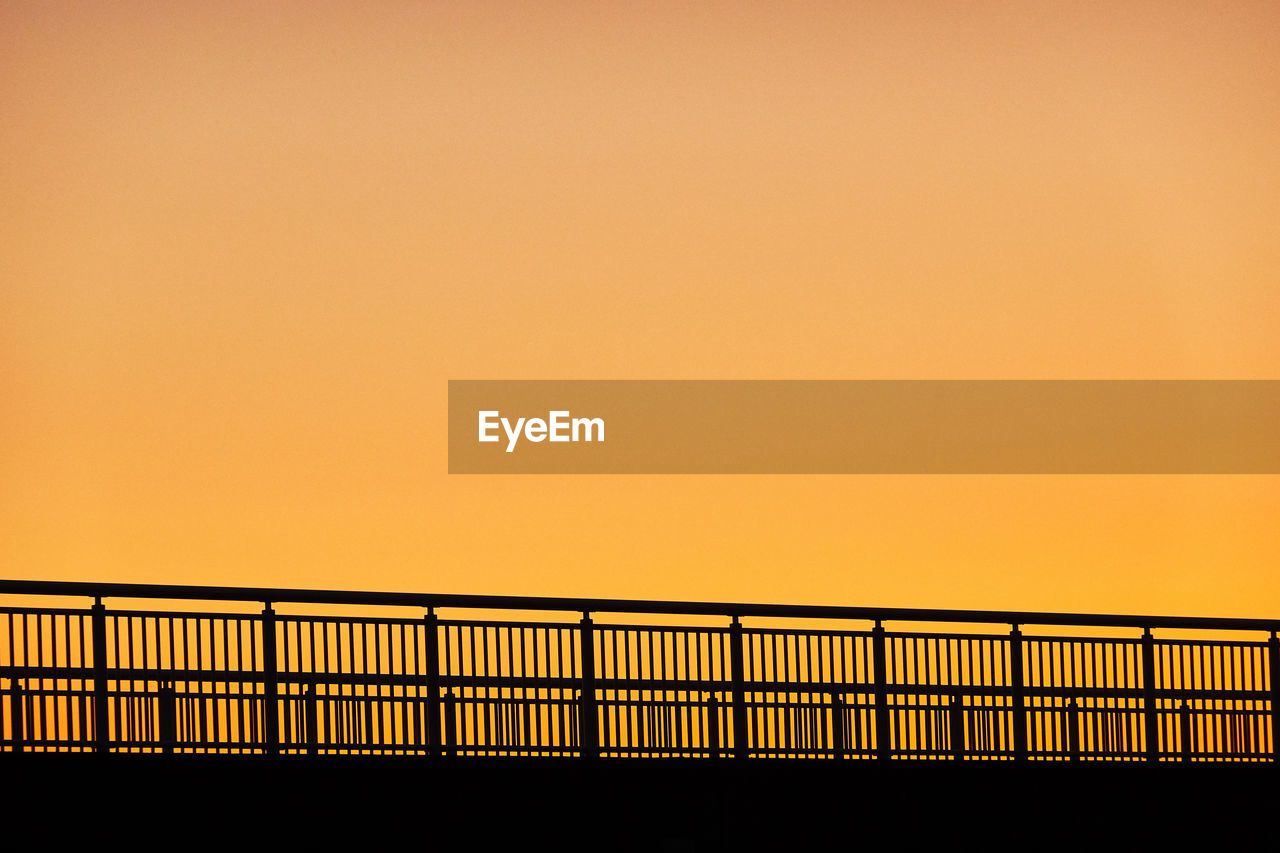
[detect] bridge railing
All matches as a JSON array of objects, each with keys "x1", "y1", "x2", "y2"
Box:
[{"x1": 2, "y1": 579, "x2": 1277, "y2": 762}]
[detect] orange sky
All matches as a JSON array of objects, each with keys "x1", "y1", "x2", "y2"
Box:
[{"x1": 3, "y1": 2, "x2": 1278, "y2": 619}]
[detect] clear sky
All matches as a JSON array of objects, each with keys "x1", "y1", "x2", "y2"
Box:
[{"x1": 4, "y1": 2, "x2": 1278, "y2": 617}]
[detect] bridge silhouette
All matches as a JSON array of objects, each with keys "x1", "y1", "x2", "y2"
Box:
[{"x1": 4, "y1": 579, "x2": 1277, "y2": 764}]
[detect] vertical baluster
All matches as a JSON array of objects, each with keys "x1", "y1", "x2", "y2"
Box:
[
  {"x1": 1009, "y1": 625, "x2": 1027, "y2": 761},
  {"x1": 91, "y1": 599, "x2": 109, "y2": 754},
  {"x1": 830, "y1": 692, "x2": 845, "y2": 759},
  {"x1": 1178, "y1": 700, "x2": 1192, "y2": 764},
  {"x1": 949, "y1": 693, "x2": 964, "y2": 760},
  {"x1": 303, "y1": 684, "x2": 318, "y2": 755},
  {"x1": 158, "y1": 681, "x2": 177, "y2": 755},
  {"x1": 729, "y1": 617, "x2": 748, "y2": 759},
  {"x1": 1268, "y1": 632, "x2": 1280, "y2": 766},
  {"x1": 579, "y1": 613, "x2": 598, "y2": 759},
  {"x1": 260, "y1": 603, "x2": 279, "y2": 756},
  {"x1": 8, "y1": 679, "x2": 24, "y2": 753},
  {"x1": 1141, "y1": 628, "x2": 1158, "y2": 763},
  {"x1": 424, "y1": 609, "x2": 441, "y2": 758},
  {"x1": 1067, "y1": 698, "x2": 1080, "y2": 762},
  {"x1": 872, "y1": 621, "x2": 890, "y2": 761},
  {"x1": 706, "y1": 693, "x2": 721, "y2": 759},
  {"x1": 442, "y1": 690, "x2": 457, "y2": 756}
]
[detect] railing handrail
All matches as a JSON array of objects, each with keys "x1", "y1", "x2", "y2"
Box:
[{"x1": 1, "y1": 578, "x2": 1276, "y2": 632}]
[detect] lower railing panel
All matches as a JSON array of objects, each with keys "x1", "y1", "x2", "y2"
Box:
[{"x1": 4, "y1": 675, "x2": 1275, "y2": 761}]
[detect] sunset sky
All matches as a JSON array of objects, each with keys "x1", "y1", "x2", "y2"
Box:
[{"x1": 4, "y1": 2, "x2": 1278, "y2": 619}]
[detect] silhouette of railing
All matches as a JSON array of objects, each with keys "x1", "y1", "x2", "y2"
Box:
[{"x1": 2, "y1": 579, "x2": 1278, "y2": 763}]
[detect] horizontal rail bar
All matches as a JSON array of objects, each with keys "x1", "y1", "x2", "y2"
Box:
[{"x1": 2, "y1": 578, "x2": 1278, "y2": 631}]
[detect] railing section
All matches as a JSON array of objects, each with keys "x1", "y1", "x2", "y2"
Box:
[{"x1": 2, "y1": 586, "x2": 1277, "y2": 762}]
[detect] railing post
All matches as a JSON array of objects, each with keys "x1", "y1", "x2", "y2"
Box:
[
  {"x1": 1269, "y1": 632, "x2": 1280, "y2": 767},
  {"x1": 91, "y1": 598, "x2": 109, "y2": 754},
  {"x1": 872, "y1": 621, "x2": 890, "y2": 760},
  {"x1": 1141, "y1": 628, "x2": 1158, "y2": 763},
  {"x1": 424, "y1": 609, "x2": 441, "y2": 758},
  {"x1": 949, "y1": 693, "x2": 965, "y2": 760},
  {"x1": 1009, "y1": 624, "x2": 1027, "y2": 761},
  {"x1": 1179, "y1": 701, "x2": 1192, "y2": 764},
  {"x1": 8, "y1": 679, "x2": 24, "y2": 753},
  {"x1": 729, "y1": 616, "x2": 749, "y2": 759},
  {"x1": 260, "y1": 603, "x2": 280, "y2": 756},
  {"x1": 158, "y1": 681, "x2": 177, "y2": 755},
  {"x1": 578, "y1": 613, "x2": 599, "y2": 759},
  {"x1": 1067, "y1": 699, "x2": 1080, "y2": 762},
  {"x1": 706, "y1": 694, "x2": 721, "y2": 759}
]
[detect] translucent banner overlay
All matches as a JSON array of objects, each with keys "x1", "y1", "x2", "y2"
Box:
[{"x1": 448, "y1": 381, "x2": 1280, "y2": 474}]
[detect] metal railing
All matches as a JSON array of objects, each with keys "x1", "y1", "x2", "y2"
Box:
[{"x1": 2, "y1": 579, "x2": 1278, "y2": 762}]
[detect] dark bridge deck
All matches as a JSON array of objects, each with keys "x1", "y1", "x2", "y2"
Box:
[{"x1": 3, "y1": 579, "x2": 1279, "y2": 765}]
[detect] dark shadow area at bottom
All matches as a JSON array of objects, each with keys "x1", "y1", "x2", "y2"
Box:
[{"x1": 5, "y1": 757, "x2": 1276, "y2": 850}]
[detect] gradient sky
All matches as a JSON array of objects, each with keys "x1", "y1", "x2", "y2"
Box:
[{"x1": 3, "y1": 2, "x2": 1278, "y2": 619}]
